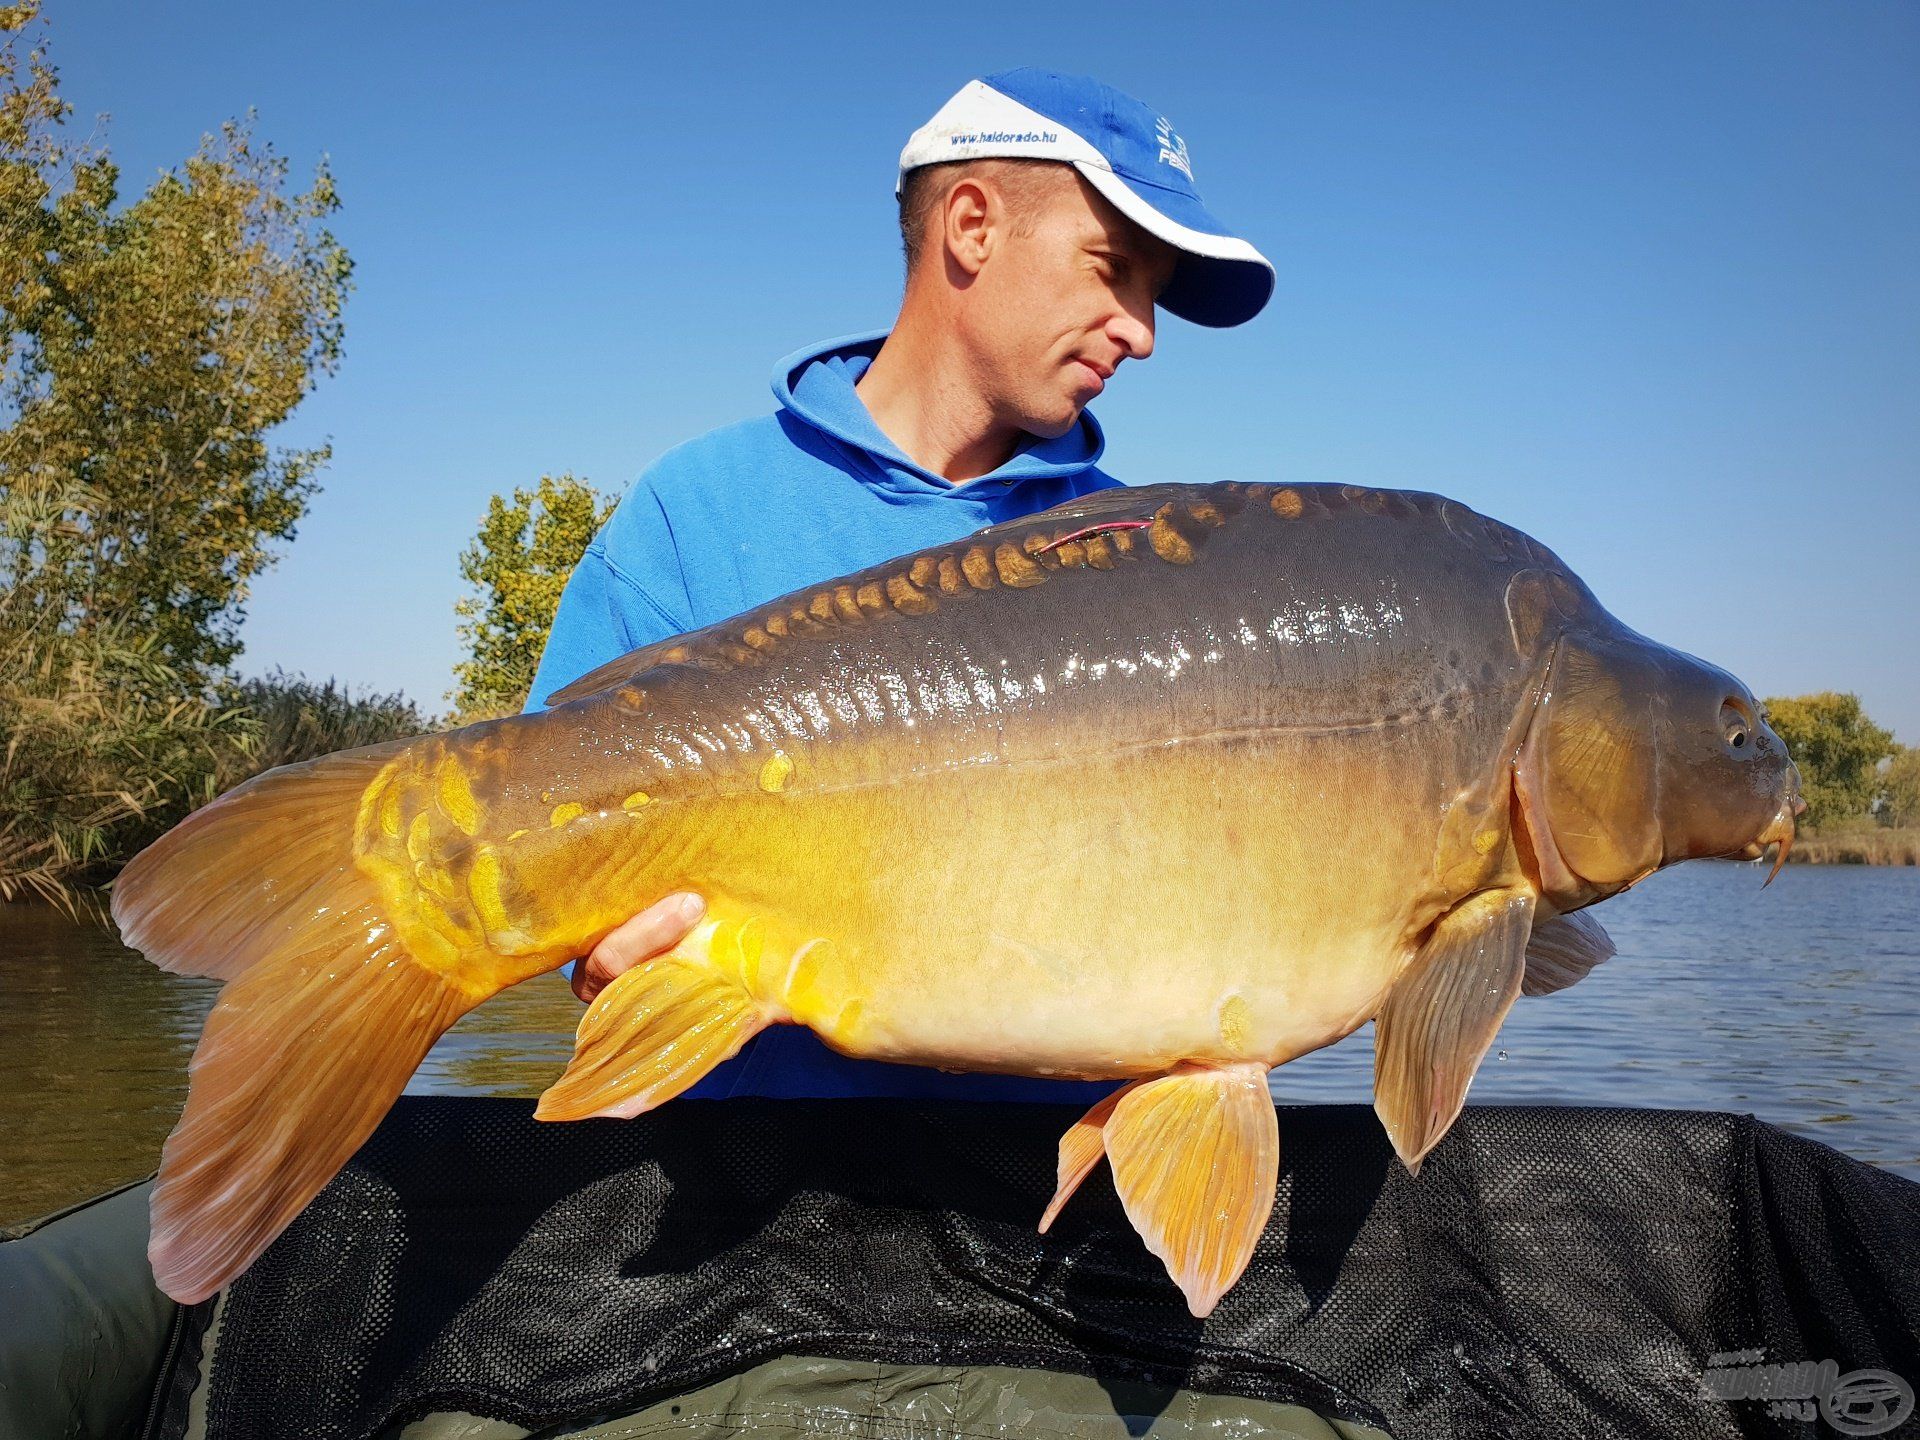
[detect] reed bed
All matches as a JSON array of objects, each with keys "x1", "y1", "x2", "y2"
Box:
[{"x1": 1787, "y1": 827, "x2": 1920, "y2": 866}]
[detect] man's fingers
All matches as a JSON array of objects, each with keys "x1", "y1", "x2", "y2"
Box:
[{"x1": 573, "y1": 892, "x2": 706, "y2": 1004}]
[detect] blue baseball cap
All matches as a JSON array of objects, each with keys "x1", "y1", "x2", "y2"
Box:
[{"x1": 897, "y1": 67, "x2": 1274, "y2": 328}]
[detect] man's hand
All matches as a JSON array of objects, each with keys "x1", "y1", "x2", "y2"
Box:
[{"x1": 572, "y1": 892, "x2": 706, "y2": 1004}]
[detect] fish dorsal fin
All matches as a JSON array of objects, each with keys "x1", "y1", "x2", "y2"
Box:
[
  {"x1": 1374, "y1": 889, "x2": 1535, "y2": 1174},
  {"x1": 542, "y1": 485, "x2": 1242, "y2": 709},
  {"x1": 1038, "y1": 1063, "x2": 1278, "y2": 1318},
  {"x1": 541, "y1": 638, "x2": 701, "y2": 709},
  {"x1": 981, "y1": 482, "x2": 1184, "y2": 533},
  {"x1": 1522, "y1": 910, "x2": 1616, "y2": 997}
]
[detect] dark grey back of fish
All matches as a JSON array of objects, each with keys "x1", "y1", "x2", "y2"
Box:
[{"x1": 538, "y1": 483, "x2": 1606, "y2": 800}]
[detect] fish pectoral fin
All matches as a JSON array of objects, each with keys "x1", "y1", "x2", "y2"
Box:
[
  {"x1": 1522, "y1": 909, "x2": 1616, "y2": 997},
  {"x1": 535, "y1": 955, "x2": 772, "y2": 1121},
  {"x1": 1044, "y1": 1065, "x2": 1278, "y2": 1319},
  {"x1": 1374, "y1": 888, "x2": 1535, "y2": 1175}
]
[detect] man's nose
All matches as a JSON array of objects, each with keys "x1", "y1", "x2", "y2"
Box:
[{"x1": 1110, "y1": 308, "x2": 1155, "y2": 362}]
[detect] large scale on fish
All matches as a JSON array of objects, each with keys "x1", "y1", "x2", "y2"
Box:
[{"x1": 114, "y1": 482, "x2": 1802, "y2": 1315}]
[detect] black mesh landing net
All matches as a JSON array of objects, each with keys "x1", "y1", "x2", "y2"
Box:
[{"x1": 154, "y1": 1099, "x2": 1920, "y2": 1439}]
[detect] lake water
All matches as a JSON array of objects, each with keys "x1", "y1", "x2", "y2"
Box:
[{"x1": 1, "y1": 864, "x2": 1915, "y2": 1226}]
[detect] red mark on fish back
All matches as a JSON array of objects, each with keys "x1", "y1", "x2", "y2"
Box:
[{"x1": 1038, "y1": 520, "x2": 1152, "y2": 554}]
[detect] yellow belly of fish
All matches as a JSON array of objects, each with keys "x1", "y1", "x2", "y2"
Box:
[{"x1": 657, "y1": 735, "x2": 1453, "y2": 1080}]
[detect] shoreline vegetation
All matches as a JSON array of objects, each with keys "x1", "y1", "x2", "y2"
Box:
[
  {"x1": 1787, "y1": 825, "x2": 1920, "y2": 867},
  {"x1": 0, "y1": 669, "x2": 430, "y2": 916}
]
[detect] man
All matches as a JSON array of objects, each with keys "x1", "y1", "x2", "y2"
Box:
[{"x1": 527, "y1": 67, "x2": 1272, "y2": 1100}]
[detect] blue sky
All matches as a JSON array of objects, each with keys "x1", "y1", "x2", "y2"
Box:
[{"x1": 49, "y1": 2, "x2": 1920, "y2": 736}]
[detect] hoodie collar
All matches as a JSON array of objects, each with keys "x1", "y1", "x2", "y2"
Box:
[{"x1": 771, "y1": 329, "x2": 1106, "y2": 499}]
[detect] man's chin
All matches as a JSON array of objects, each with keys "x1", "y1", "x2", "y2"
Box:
[{"x1": 1022, "y1": 407, "x2": 1084, "y2": 442}]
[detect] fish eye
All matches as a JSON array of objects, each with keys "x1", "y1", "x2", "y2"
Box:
[{"x1": 1720, "y1": 697, "x2": 1752, "y2": 753}]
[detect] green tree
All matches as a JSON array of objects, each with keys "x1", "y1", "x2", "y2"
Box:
[
  {"x1": 451, "y1": 474, "x2": 613, "y2": 722},
  {"x1": 0, "y1": 0, "x2": 351, "y2": 684},
  {"x1": 1879, "y1": 746, "x2": 1920, "y2": 828},
  {"x1": 1763, "y1": 692, "x2": 1897, "y2": 829},
  {"x1": 0, "y1": 3, "x2": 351, "y2": 908}
]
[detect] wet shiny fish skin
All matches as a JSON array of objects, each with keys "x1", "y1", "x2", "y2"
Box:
[
  {"x1": 113, "y1": 481, "x2": 1802, "y2": 1309},
  {"x1": 368, "y1": 485, "x2": 1525, "y2": 1063}
]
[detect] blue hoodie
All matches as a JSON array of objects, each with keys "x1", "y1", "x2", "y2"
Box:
[{"x1": 528, "y1": 331, "x2": 1123, "y2": 1102}]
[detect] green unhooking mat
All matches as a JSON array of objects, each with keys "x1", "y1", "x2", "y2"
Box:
[{"x1": 8, "y1": 1099, "x2": 1918, "y2": 1439}]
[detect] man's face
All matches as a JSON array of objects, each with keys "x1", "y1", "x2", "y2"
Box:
[{"x1": 961, "y1": 171, "x2": 1180, "y2": 439}]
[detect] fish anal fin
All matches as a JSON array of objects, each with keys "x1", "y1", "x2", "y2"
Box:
[
  {"x1": 535, "y1": 951, "x2": 773, "y2": 1121},
  {"x1": 1038, "y1": 1081, "x2": 1138, "y2": 1233},
  {"x1": 1374, "y1": 888, "x2": 1534, "y2": 1175},
  {"x1": 1095, "y1": 1063, "x2": 1279, "y2": 1318},
  {"x1": 1522, "y1": 909, "x2": 1616, "y2": 997}
]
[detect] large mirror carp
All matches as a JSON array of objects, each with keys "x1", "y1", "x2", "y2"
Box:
[{"x1": 113, "y1": 482, "x2": 1802, "y2": 1314}]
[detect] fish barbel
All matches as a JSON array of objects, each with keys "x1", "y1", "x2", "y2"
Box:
[{"x1": 112, "y1": 482, "x2": 1803, "y2": 1313}]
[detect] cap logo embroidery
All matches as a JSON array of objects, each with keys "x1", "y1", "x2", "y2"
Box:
[
  {"x1": 1154, "y1": 116, "x2": 1193, "y2": 182},
  {"x1": 947, "y1": 128, "x2": 1059, "y2": 147}
]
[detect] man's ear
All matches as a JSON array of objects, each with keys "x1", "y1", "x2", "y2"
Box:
[{"x1": 942, "y1": 178, "x2": 995, "y2": 277}]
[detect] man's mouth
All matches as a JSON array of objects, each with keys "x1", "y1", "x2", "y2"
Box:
[{"x1": 1073, "y1": 359, "x2": 1112, "y2": 393}]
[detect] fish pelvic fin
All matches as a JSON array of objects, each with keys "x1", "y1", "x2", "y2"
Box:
[
  {"x1": 1042, "y1": 1064, "x2": 1279, "y2": 1319},
  {"x1": 1374, "y1": 888, "x2": 1535, "y2": 1176},
  {"x1": 535, "y1": 945, "x2": 774, "y2": 1121}
]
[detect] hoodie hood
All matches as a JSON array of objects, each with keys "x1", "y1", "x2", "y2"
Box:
[{"x1": 772, "y1": 330, "x2": 1107, "y2": 501}]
